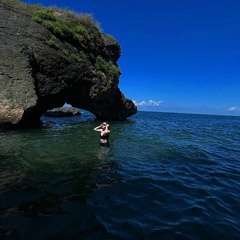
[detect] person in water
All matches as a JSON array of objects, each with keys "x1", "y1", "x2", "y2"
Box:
[{"x1": 94, "y1": 122, "x2": 110, "y2": 147}]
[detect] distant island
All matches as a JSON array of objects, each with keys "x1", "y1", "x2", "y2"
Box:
[{"x1": 0, "y1": 0, "x2": 137, "y2": 129}]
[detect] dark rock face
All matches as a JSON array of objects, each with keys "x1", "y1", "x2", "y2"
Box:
[{"x1": 0, "y1": 3, "x2": 137, "y2": 129}]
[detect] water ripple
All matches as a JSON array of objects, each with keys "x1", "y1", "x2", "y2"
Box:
[{"x1": 1, "y1": 112, "x2": 240, "y2": 239}]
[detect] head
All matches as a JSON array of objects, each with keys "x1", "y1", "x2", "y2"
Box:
[{"x1": 101, "y1": 122, "x2": 107, "y2": 129}]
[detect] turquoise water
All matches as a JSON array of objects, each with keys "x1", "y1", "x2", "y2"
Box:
[{"x1": 1, "y1": 111, "x2": 240, "y2": 239}]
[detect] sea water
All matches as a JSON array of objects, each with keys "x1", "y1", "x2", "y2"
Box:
[{"x1": 0, "y1": 111, "x2": 240, "y2": 239}]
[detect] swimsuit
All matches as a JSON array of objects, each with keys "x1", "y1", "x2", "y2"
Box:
[
  {"x1": 100, "y1": 133, "x2": 110, "y2": 147},
  {"x1": 100, "y1": 133, "x2": 109, "y2": 140},
  {"x1": 100, "y1": 142, "x2": 110, "y2": 147}
]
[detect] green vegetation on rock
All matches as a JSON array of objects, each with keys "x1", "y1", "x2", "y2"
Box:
[
  {"x1": 46, "y1": 35, "x2": 59, "y2": 48},
  {"x1": 63, "y1": 50, "x2": 88, "y2": 63},
  {"x1": 32, "y1": 8, "x2": 97, "y2": 48},
  {"x1": 95, "y1": 56, "x2": 120, "y2": 80},
  {"x1": 32, "y1": 8, "x2": 56, "y2": 23},
  {"x1": 32, "y1": 7, "x2": 120, "y2": 81}
]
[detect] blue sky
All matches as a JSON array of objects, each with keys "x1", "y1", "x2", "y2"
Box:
[{"x1": 22, "y1": 0, "x2": 240, "y2": 116}]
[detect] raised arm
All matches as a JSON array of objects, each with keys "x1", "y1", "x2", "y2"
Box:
[{"x1": 94, "y1": 124, "x2": 102, "y2": 132}]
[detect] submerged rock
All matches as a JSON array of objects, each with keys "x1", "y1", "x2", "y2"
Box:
[
  {"x1": 0, "y1": 1, "x2": 137, "y2": 129},
  {"x1": 44, "y1": 107, "x2": 81, "y2": 117}
]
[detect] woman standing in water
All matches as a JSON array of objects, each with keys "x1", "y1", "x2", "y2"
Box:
[{"x1": 94, "y1": 122, "x2": 110, "y2": 147}]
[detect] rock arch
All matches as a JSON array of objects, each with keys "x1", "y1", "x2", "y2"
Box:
[{"x1": 0, "y1": 3, "x2": 137, "y2": 129}]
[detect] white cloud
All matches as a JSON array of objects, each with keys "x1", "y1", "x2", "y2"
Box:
[
  {"x1": 228, "y1": 106, "x2": 240, "y2": 112},
  {"x1": 133, "y1": 100, "x2": 163, "y2": 107}
]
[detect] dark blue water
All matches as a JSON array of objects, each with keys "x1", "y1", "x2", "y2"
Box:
[{"x1": 1, "y1": 111, "x2": 240, "y2": 239}]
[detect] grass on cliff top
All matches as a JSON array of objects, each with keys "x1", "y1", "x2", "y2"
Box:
[
  {"x1": 2, "y1": 0, "x2": 102, "y2": 31},
  {"x1": 0, "y1": 0, "x2": 43, "y2": 10},
  {"x1": 2, "y1": 0, "x2": 117, "y2": 44},
  {"x1": 2, "y1": 0, "x2": 120, "y2": 81},
  {"x1": 32, "y1": 8, "x2": 100, "y2": 43},
  {"x1": 31, "y1": 5, "x2": 119, "y2": 81}
]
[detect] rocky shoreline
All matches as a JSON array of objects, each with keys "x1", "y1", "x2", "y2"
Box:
[{"x1": 43, "y1": 107, "x2": 81, "y2": 117}]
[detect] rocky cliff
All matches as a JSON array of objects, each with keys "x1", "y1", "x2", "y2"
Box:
[{"x1": 0, "y1": 0, "x2": 137, "y2": 129}]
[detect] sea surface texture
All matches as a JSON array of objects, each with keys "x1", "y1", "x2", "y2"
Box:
[{"x1": 0, "y1": 111, "x2": 240, "y2": 239}]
